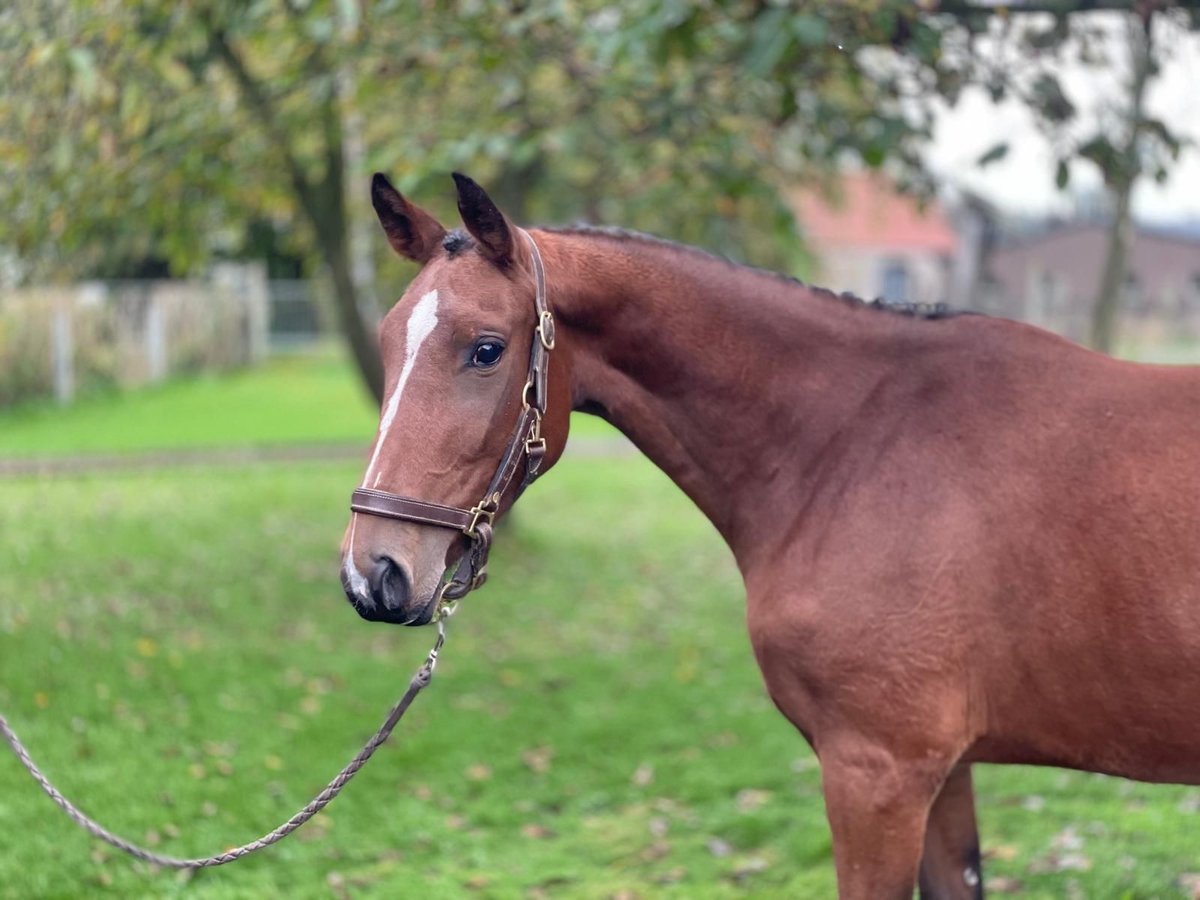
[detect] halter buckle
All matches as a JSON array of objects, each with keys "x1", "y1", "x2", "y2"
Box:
[
  {"x1": 537, "y1": 310, "x2": 556, "y2": 351},
  {"x1": 464, "y1": 492, "x2": 501, "y2": 539},
  {"x1": 525, "y1": 408, "x2": 546, "y2": 457}
]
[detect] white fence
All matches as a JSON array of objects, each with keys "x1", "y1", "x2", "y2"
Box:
[{"x1": 0, "y1": 264, "x2": 270, "y2": 407}]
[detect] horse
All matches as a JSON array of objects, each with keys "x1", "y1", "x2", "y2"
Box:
[{"x1": 340, "y1": 171, "x2": 1200, "y2": 899}]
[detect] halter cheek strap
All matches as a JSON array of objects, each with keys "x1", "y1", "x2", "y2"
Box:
[{"x1": 349, "y1": 229, "x2": 553, "y2": 607}]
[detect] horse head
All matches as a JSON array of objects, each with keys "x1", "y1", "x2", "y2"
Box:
[{"x1": 340, "y1": 173, "x2": 569, "y2": 625}]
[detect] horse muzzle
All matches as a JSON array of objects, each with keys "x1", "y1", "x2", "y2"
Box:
[{"x1": 340, "y1": 557, "x2": 437, "y2": 626}]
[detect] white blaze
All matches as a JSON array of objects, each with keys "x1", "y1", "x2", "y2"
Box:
[
  {"x1": 363, "y1": 288, "x2": 441, "y2": 488},
  {"x1": 344, "y1": 288, "x2": 441, "y2": 597}
]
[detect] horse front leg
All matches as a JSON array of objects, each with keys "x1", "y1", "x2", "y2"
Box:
[
  {"x1": 919, "y1": 763, "x2": 984, "y2": 900},
  {"x1": 819, "y1": 739, "x2": 956, "y2": 900}
]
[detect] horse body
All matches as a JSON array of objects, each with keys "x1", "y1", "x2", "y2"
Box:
[
  {"x1": 348, "y1": 174, "x2": 1200, "y2": 899},
  {"x1": 545, "y1": 231, "x2": 1200, "y2": 894}
]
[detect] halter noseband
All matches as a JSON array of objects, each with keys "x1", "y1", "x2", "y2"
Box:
[{"x1": 349, "y1": 230, "x2": 554, "y2": 611}]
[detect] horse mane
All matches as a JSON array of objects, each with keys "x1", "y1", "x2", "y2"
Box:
[{"x1": 542, "y1": 223, "x2": 965, "y2": 321}]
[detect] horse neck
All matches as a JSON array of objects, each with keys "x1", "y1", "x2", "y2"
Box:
[{"x1": 539, "y1": 229, "x2": 936, "y2": 569}]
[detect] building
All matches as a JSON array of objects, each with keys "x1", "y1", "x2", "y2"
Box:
[
  {"x1": 978, "y1": 224, "x2": 1200, "y2": 344},
  {"x1": 788, "y1": 172, "x2": 960, "y2": 307}
]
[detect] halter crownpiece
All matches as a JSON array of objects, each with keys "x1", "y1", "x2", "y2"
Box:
[{"x1": 350, "y1": 229, "x2": 553, "y2": 611}]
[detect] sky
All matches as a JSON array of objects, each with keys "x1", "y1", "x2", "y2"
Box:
[{"x1": 924, "y1": 12, "x2": 1200, "y2": 225}]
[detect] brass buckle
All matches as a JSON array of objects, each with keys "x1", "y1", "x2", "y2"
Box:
[
  {"x1": 465, "y1": 492, "x2": 500, "y2": 539},
  {"x1": 525, "y1": 409, "x2": 546, "y2": 456},
  {"x1": 536, "y1": 310, "x2": 556, "y2": 351}
]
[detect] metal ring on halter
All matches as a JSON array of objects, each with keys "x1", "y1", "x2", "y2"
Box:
[{"x1": 537, "y1": 310, "x2": 556, "y2": 350}]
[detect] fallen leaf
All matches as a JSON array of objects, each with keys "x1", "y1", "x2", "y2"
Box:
[
  {"x1": 640, "y1": 840, "x2": 672, "y2": 862},
  {"x1": 465, "y1": 763, "x2": 492, "y2": 782},
  {"x1": 728, "y1": 856, "x2": 769, "y2": 883},
  {"x1": 1179, "y1": 873, "x2": 1200, "y2": 899},
  {"x1": 631, "y1": 763, "x2": 654, "y2": 787},
  {"x1": 1051, "y1": 826, "x2": 1083, "y2": 851},
  {"x1": 299, "y1": 696, "x2": 321, "y2": 715},
  {"x1": 735, "y1": 789, "x2": 772, "y2": 813},
  {"x1": 656, "y1": 867, "x2": 686, "y2": 884},
  {"x1": 1028, "y1": 851, "x2": 1091, "y2": 874},
  {"x1": 987, "y1": 876, "x2": 1024, "y2": 894},
  {"x1": 522, "y1": 746, "x2": 554, "y2": 774},
  {"x1": 327, "y1": 871, "x2": 351, "y2": 900},
  {"x1": 707, "y1": 838, "x2": 732, "y2": 858}
]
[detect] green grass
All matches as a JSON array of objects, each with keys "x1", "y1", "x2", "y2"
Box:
[
  {"x1": 1, "y1": 457, "x2": 1198, "y2": 898},
  {"x1": 1119, "y1": 336, "x2": 1200, "y2": 366},
  {"x1": 0, "y1": 347, "x2": 618, "y2": 459},
  {"x1": 0, "y1": 348, "x2": 377, "y2": 458}
]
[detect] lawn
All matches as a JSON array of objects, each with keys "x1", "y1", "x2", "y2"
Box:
[
  {"x1": 1, "y1": 349, "x2": 1199, "y2": 898},
  {"x1": 0, "y1": 345, "x2": 617, "y2": 460}
]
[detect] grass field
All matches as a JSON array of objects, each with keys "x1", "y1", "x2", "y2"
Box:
[
  {"x1": 2, "y1": 351, "x2": 1199, "y2": 898},
  {"x1": 0, "y1": 345, "x2": 617, "y2": 460}
]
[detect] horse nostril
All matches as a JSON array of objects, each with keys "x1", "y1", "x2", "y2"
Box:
[{"x1": 369, "y1": 556, "x2": 412, "y2": 612}]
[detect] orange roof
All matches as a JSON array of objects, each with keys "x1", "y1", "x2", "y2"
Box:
[{"x1": 789, "y1": 172, "x2": 958, "y2": 254}]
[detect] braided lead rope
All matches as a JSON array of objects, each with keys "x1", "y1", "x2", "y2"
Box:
[{"x1": 0, "y1": 618, "x2": 448, "y2": 869}]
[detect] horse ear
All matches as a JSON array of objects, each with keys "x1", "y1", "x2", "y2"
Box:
[
  {"x1": 452, "y1": 172, "x2": 516, "y2": 269},
  {"x1": 371, "y1": 173, "x2": 446, "y2": 263}
]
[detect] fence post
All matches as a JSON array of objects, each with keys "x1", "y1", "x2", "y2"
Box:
[
  {"x1": 52, "y1": 294, "x2": 75, "y2": 405},
  {"x1": 145, "y1": 291, "x2": 167, "y2": 383}
]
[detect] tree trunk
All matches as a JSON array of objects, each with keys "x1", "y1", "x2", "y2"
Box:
[
  {"x1": 321, "y1": 217, "x2": 384, "y2": 404},
  {"x1": 1089, "y1": 180, "x2": 1134, "y2": 354},
  {"x1": 313, "y1": 80, "x2": 384, "y2": 405},
  {"x1": 207, "y1": 21, "x2": 383, "y2": 404},
  {"x1": 1089, "y1": 11, "x2": 1154, "y2": 354}
]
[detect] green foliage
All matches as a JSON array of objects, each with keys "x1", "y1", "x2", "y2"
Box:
[{"x1": 2, "y1": 1, "x2": 1197, "y2": 384}]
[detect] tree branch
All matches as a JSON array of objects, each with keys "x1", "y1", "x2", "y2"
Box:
[{"x1": 202, "y1": 20, "x2": 324, "y2": 226}]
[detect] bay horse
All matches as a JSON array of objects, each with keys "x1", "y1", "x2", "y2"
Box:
[{"x1": 341, "y1": 171, "x2": 1200, "y2": 898}]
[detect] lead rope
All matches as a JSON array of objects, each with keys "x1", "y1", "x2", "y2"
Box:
[{"x1": 0, "y1": 610, "x2": 453, "y2": 868}]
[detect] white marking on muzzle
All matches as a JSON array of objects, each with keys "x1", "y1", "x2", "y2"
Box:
[{"x1": 344, "y1": 289, "x2": 442, "y2": 599}]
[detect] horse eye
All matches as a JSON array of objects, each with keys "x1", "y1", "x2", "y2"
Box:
[{"x1": 471, "y1": 340, "x2": 505, "y2": 368}]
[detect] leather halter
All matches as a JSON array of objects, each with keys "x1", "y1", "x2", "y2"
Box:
[{"x1": 349, "y1": 229, "x2": 554, "y2": 608}]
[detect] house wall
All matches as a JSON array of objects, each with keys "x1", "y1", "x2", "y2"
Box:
[
  {"x1": 982, "y1": 226, "x2": 1200, "y2": 342},
  {"x1": 812, "y1": 246, "x2": 953, "y2": 306}
]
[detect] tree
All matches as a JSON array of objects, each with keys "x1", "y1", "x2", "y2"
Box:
[
  {"x1": 4, "y1": 0, "x2": 1197, "y2": 391},
  {"x1": 643, "y1": 1, "x2": 1198, "y2": 351},
  {"x1": 1, "y1": 1, "x2": 809, "y2": 404},
  {"x1": 1, "y1": 0, "x2": 388, "y2": 398}
]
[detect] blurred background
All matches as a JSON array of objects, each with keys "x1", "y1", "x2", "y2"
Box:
[
  {"x1": 3, "y1": 2, "x2": 1200, "y2": 898},
  {"x1": 2, "y1": 0, "x2": 1198, "y2": 412}
]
